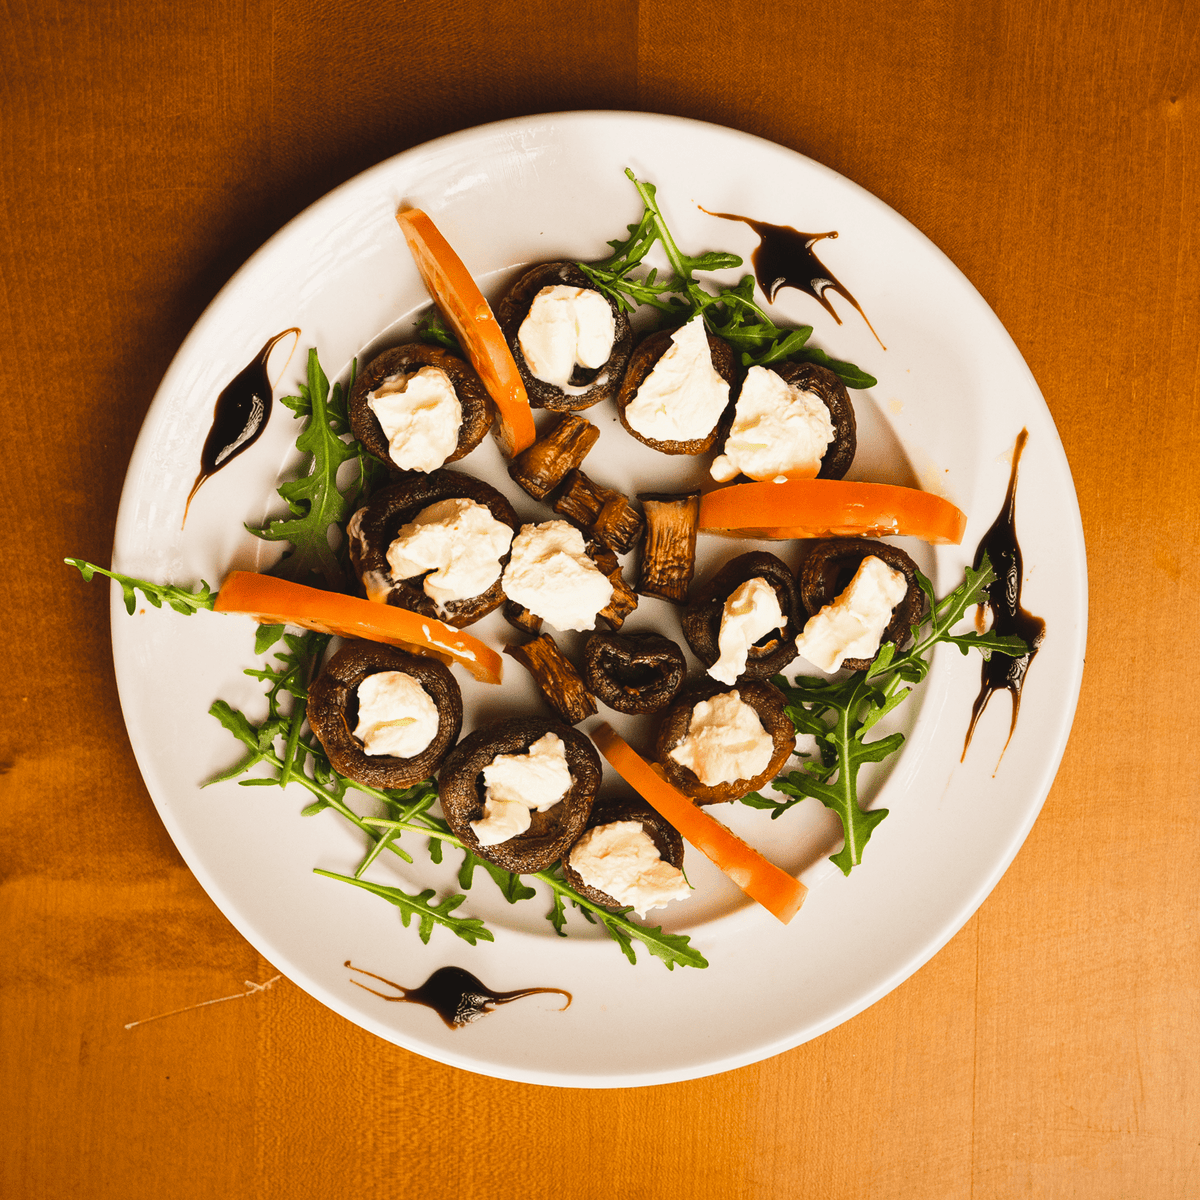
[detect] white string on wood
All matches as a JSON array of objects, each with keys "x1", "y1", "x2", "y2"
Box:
[{"x1": 124, "y1": 975, "x2": 283, "y2": 1030}]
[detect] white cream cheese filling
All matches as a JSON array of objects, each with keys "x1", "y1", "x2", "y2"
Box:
[
  {"x1": 518, "y1": 284, "x2": 616, "y2": 389},
  {"x1": 367, "y1": 366, "x2": 462, "y2": 472},
  {"x1": 668, "y1": 689, "x2": 776, "y2": 787},
  {"x1": 501, "y1": 520, "x2": 613, "y2": 632},
  {"x1": 385, "y1": 497, "x2": 513, "y2": 607},
  {"x1": 568, "y1": 821, "x2": 691, "y2": 917},
  {"x1": 708, "y1": 576, "x2": 786, "y2": 685},
  {"x1": 623, "y1": 314, "x2": 729, "y2": 443},
  {"x1": 711, "y1": 365, "x2": 835, "y2": 482},
  {"x1": 794, "y1": 555, "x2": 909, "y2": 673},
  {"x1": 353, "y1": 671, "x2": 439, "y2": 758},
  {"x1": 471, "y1": 732, "x2": 573, "y2": 846}
]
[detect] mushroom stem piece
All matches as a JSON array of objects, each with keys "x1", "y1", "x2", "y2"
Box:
[
  {"x1": 507, "y1": 412, "x2": 600, "y2": 500},
  {"x1": 554, "y1": 468, "x2": 644, "y2": 554},
  {"x1": 637, "y1": 491, "x2": 701, "y2": 605},
  {"x1": 504, "y1": 634, "x2": 598, "y2": 725}
]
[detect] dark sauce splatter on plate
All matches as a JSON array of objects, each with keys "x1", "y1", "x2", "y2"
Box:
[
  {"x1": 700, "y1": 209, "x2": 884, "y2": 348},
  {"x1": 183, "y1": 327, "x2": 300, "y2": 524},
  {"x1": 345, "y1": 961, "x2": 571, "y2": 1029},
  {"x1": 962, "y1": 428, "x2": 1047, "y2": 761}
]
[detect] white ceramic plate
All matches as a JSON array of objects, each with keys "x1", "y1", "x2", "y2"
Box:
[{"x1": 111, "y1": 111, "x2": 1086, "y2": 1087}]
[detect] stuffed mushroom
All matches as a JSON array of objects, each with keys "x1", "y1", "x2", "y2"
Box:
[
  {"x1": 682, "y1": 551, "x2": 800, "y2": 684},
  {"x1": 616, "y1": 315, "x2": 739, "y2": 455},
  {"x1": 710, "y1": 361, "x2": 856, "y2": 483},
  {"x1": 349, "y1": 468, "x2": 518, "y2": 628},
  {"x1": 655, "y1": 680, "x2": 795, "y2": 805},
  {"x1": 439, "y1": 718, "x2": 601, "y2": 874},
  {"x1": 307, "y1": 643, "x2": 462, "y2": 789},
  {"x1": 496, "y1": 262, "x2": 632, "y2": 412},
  {"x1": 795, "y1": 539, "x2": 923, "y2": 673},
  {"x1": 348, "y1": 344, "x2": 493, "y2": 473},
  {"x1": 562, "y1": 795, "x2": 689, "y2": 917}
]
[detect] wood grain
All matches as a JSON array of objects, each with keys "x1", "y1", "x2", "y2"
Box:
[{"x1": 3, "y1": 0, "x2": 1197, "y2": 1196}]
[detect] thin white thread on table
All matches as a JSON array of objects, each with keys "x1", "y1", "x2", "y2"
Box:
[{"x1": 124, "y1": 975, "x2": 283, "y2": 1030}]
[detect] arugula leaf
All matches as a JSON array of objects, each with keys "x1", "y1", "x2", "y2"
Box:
[
  {"x1": 65, "y1": 558, "x2": 215, "y2": 616},
  {"x1": 746, "y1": 553, "x2": 1030, "y2": 874},
  {"x1": 458, "y1": 850, "x2": 538, "y2": 904},
  {"x1": 352, "y1": 781, "x2": 437, "y2": 877},
  {"x1": 416, "y1": 307, "x2": 461, "y2": 350},
  {"x1": 361, "y1": 814, "x2": 708, "y2": 970},
  {"x1": 246, "y1": 350, "x2": 375, "y2": 590},
  {"x1": 737, "y1": 323, "x2": 813, "y2": 364},
  {"x1": 254, "y1": 623, "x2": 287, "y2": 654},
  {"x1": 314, "y1": 870, "x2": 492, "y2": 946},
  {"x1": 527, "y1": 867, "x2": 709, "y2": 970},
  {"x1": 577, "y1": 196, "x2": 686, "y2": 315},
  {"x1": 206, "y1": 699, "x2": 291, "y2": 784},
  {"x1": 240, "y1": 629, "x2": 330, "y2": 787},
  {"x1": 546, "y1": 888, "x2": 569, "y2": 937},
  {"x1": 779, "y1": 346, "x2": 878, "y2": 390}
]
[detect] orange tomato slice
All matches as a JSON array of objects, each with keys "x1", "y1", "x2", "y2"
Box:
[
  {"x1": 213, "y1": 572, "x2": 503, "y2": 684},
  {"x1": 591, "y1": 723, "x2": 807, "y2": 925},
  {"x1": 395, "y1": 207, "x2": 536, "y2": 458},
  {"x1": 698, "y1": 479, "x2": 966, "y2": 544}
]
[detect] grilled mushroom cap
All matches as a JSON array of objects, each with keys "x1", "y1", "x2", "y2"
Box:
[
  {"x1": 582, "y1": 632, "x2": 686, "y2": 715},
  {"x1": 616, "y1": 327, "x2": 739, "y2": 455},
  {"x1": 681, "y1": 551, "x2": 800, "y2": 681},
  {"x1": 796, "y1": 539, "x2": 923, "y2": 671},
  {"x1": 655, "y1": 680, "x2": 795, "y2": 804},
  {"x1": 308, "y1": 643, "x2": 462, "y2": 789},
  {"x1": 438, "y1": 718, "x2": 601, "y2": 874},
  {"x1": 562, "y1": 795, "x2": 686, "y2": 910},
  {"x1": 496, "y1": 262, "x2": 633, "y2": 412},
  {"x1": 348, "y1": 344, "x2": 493, "y2": 472},
  {"x1": 350, "y1": 468, "x2": 518, "y2": 628}
]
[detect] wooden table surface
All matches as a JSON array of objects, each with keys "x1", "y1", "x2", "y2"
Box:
[{"x1": 4, "y1": 0, "x2": 1197, "y2": 1196}]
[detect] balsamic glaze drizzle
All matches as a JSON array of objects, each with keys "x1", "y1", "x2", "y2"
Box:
[
  {"x1": 183, "y1": 327, "x2": 300, "y2": 525},
  {"x1": 700, "y1": 209, "x2": 884, "y2": 349},
  {"x1": 344, "y1": 961, "x2": 571, "y2": 1029},
  {"x1": 961, "y1": 428, "x2": 1047, "y2": 761}
]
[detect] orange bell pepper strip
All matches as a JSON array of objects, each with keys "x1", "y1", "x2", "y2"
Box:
[
  {"x1": 591, "y1": 723, "x2": 807, "y2": 925},
  {"x1": 698, "y1": 479, "x2": 966, "y2": 545},
  {"x1": 395, "y1": 207, "x2": 537, "y2": 458},
  {"x1": 213, "y1": 572, "x2": 503, "y2": 684}
]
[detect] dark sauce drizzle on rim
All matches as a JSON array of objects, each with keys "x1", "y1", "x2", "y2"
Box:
[
  {"x1": 700, "y1": 209, "x2": 885, "y2": 349},
  {"x1": 962, "y1": 428, "x2": 1046, "y2": 762},
  {"x1": 344, "y1": 961, "x2": 571, "y2": 1029},
  {"x1": 183, "y1": 327, "x2": 301, "y2": 526}
]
